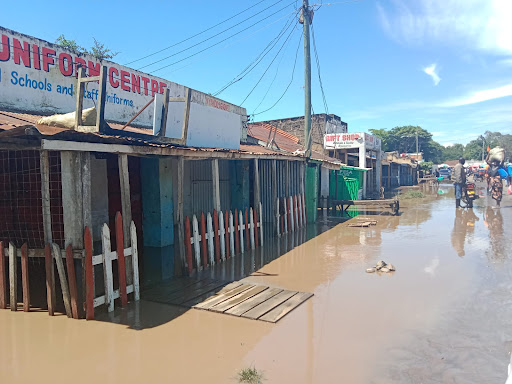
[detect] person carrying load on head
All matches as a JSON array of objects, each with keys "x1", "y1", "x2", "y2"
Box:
[
  {"x1": 453, "y1": 157, "x2": 466, "y2": 209},
  {"x1": 486, "y1": 147, "x2": 507, "y2": 207}
]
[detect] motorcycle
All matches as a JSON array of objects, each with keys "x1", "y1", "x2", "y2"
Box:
[{"x1": 461, "y1": 182, "x2": 478, "y2": 208}]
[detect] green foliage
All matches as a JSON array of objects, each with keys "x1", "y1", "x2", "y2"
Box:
[
  {"x1": 90, "y1": 38, "x2": 119, "y2": 60},
  {"x1": 441, "y1": 143, "x2": 464, "y2": 161},
  {"x1": 238, "y1": 367, "x2": 265, "y2": 384},
  {"x1": 55, "y1": 35, "x2": 86, "y2": 55},
  {"x1": 55, "y1": 36, "x2": 118, "y2": 61},
  {"x1": 419, "y1": 161, "x2": 433, "y2": 171},
  {"x1": 399, "y1": 190, "x2": 425, "y2": 200}
]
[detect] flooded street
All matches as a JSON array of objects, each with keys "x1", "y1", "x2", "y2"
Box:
[{"x1": 2, "y1": 184, "x2": 512, "y2": 383}]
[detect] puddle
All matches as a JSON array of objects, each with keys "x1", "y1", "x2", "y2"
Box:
[{"x1": 2, "y1": 183, "x2": 512, "y2": 383}]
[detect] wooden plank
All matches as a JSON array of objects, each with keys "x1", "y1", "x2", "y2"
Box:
[
  {"x1": 229, "y1": 211, "x2": 235, "y2": 256},
  {"x1": 84, "y1": 227, "x2": 94, "y2": 320},
  {"x1": 177, "y1": 156, "x2": 185, "y2": 274},
  {"x1": 207, "y1": 213, "x2": 214, "y2": 265},
  {"x1": 74, "y1": 67, "x2": 85, "y2": 128},
  {"x1": 52, "y1": 243, "x2": 72, "y2": 318},
  {"x1": 249, "y1": 208, "x2": 255, "y2": 250},
  {"x1": 185, "y1": 217, "x2": 193, "y2": 275},
  {"x1": 224, "y1": 211, "x2": 230, "y2": 259},
  {"x1": 212, "y1": 159, "x2": 221, "y2": 212},
  {"x1": 182, "y1": 281, "x2": 244, "y2": 307},
  {"x1": 242, "y1": 290, "x2": 297, "y2": 320},
  {"x1": 40, "y1": 150, "x2": 52, "y2": 244},
  {"x1": 283, "y1": 198, "x2": 288, "y2": 234},
  {"x1": 219, "y1": 211, "x2": 226, "y2": 260},
  {"x1": 65, "y1": 245, "x2": 79, "y2": 319},
  {"x1": 213, "y1": 210, "x2": 220, "y2": 263},
  {"x1": 276, "y1": 196, "x2": 280, "y2": 236},
  {"x1": 160, "y1": 87, "x2": 170, "y2": 136},
  {"x1": 192, "y1": 215, "x2": 201, "y2": 270},
  {"x1": 101, "y1": 223, "x2": 114, "y2": 312},
  {"x1": 289, "y1": 196, "x2": 295, "y2": 232},
  {"x1": 194, "y1": 283, "x2": 254, "y2": 310},
  {"x1": 9, "y1": 243, "x2": 17, "y2": 311},
  {"x1": 173, "y1": 280, "x2": 228, "y2": 305},
  {"x1": 253, "y1": 159, "x2": 261, "y2": 209},
  {"x1": 234, "y1": 209, "x2": 240, "y2": 254},
  {"x1": 200, "y1": 213, "x2": 207, "y2": 268},
  {"x1": 245, "y1": 208, "x2": 250, "y2": 250},
  {"x1": 259, "y1": 292, "x2": 313, "y2": 323},
  {"x1": 239, "y1": 210, "x2": 245, "y2": 253},
  {"x1": 226, "y1": 287, "x2": 283, "y2": 316},
  {"x1": 259, "y1": 202, "x2": 264, "y2": 246},
  {"x1": 210, "y1": 285, "x2": 268, "y2": 313},
  {"x1": 115, "y1": 212, "x2": 128, "y2": 307},
  {"x1": 272, "y1": 159, "x2": 278, "y2": 235},
  {"x1": 253, "y1": 208, "x2": 259, "y2": 248},
  {"x1": 0, "y1": 241, "x2": 5, "y2": 309},
  {"x1": 118, "y1": 154, "x2": 132, "y2": 285},
  {"x1": 21, "y1": 243, "x2": 29, "y2": 312},
  {"x1": 44, "y1": 244, "x2": 56, "y2": 316},
  {"x1": 96, "y1": 66, "x2": 108, "y2": 131},
  {"x1": 180, "y1": 87, "x2": 192, "y2": 143},
  {"x1": 154, "y1": 278, "x2": 217, "y2": 304},
  {"x1": 130, "y1": 221, "x2": 140, "y2": 301}
]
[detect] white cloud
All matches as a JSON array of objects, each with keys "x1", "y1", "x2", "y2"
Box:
[
  {"x1": 377, "y1": 0, "x2": 512, "y2": 55},
  {"x1": 440, "y1": 83, "x2": 512, "y2": 107},
  {"x1": 423, "y1": 63, "x2": 441, "y2": 85}
]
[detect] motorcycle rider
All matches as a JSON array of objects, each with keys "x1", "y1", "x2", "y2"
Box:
[{"x1": 453, "y1": 157, "x2": 466, "y2": 209}]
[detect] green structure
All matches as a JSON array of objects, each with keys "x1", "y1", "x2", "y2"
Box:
[
  {"x1": 329, "y1": 166, "x2": 367, "y2": 200},
  {"x1": 306, "y1": 163, "x2": 319, "y2": 223}
]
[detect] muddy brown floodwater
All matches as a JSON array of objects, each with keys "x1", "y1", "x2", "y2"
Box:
[{"x1": 2, "y1": 183, "x2": 512, "y2": 383}]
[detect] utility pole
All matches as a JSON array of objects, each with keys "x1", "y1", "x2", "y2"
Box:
[
  {"x1": 303, "y1": 0, "x2": 312, "y2": 158},
  {"x1": 415, "y1": 126, "x2": 419, "y2": 160}
]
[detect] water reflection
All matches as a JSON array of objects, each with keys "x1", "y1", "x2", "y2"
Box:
[
  {"x1": 451, "y1": 209, "x2": 479, "y2": 257},
  {"x1": 483, "y1": 206, "x2": 505, "y2": 261}
]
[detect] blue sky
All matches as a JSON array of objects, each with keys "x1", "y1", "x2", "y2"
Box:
[{"x1": 3, "y1": 0, "x2": 512, "y2": 145}]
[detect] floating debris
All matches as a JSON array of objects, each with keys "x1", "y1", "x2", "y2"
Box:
[{"x1": 367, "y1": 260, "x2": 395, "y2": 274}]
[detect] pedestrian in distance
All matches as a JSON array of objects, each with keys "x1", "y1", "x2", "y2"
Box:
[{"x1": 453, "y1": 157, "x2": 466, "y2": 209}]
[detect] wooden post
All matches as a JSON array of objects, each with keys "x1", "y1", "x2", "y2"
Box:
[
  {"x1": 295, "y1": 196, "x2": 300, "y2": 229},
  {"x1": 259, "y1": 202, "x2": 264, "y2": 246},
  {"x1": 219, "y1": 211, "x2": 226, "y2": 260},
  {"x1": 115, "y1": 212, "x2": 128, "y2": 307},
  {"x1": 52, "y1": 243, "x2": 72, "y2": 318},
  {"x1": 118, "y1": 154, "x2": 132, "y2": 285},
  {"x1": 234, "y1": 209, "x2": 240, "y2": 254},
  {"x1": 177, "y1": 156, "x2": 186, "y2": 274},
  {"x1": 213, "y1": 210, "x2": 220, "y2": 263},
  {"x1": 129, "y1": 221, "x2": 140, "y2": 301},
  {"x1": 101, "y1": 224, "x2": 114, "y2": 313},
  {"x1": 253, "y1": 208, "x2": 259, "y2": 248},
  {"x1": 181, "y1": 87, "x2": 192, "y2": 143},
  {"x1": 84, "y1": 227, "x2": 94, "y2": 320},
  {"x1": 285, "y1": 161, "x2": 290, "y2": 197},
  {"x1": 225, "y1": 211, "x2": 230, "y2": 259},
  {"x1": 0, "y1": 242, "x2": 5, "y2": 309},
  {"x1": 212, "y1": 159, "x2": 221, "y2": 213},
  {"x1": 272, "y1": 159, "x2": 278, "y2": 234},
  {"x1": 284, "y1": 198, "x2": 288, "y2": 234},
  {"x1": 75, "y1": 67, "x2": 85, "y2": 129},
  {"x1": 65, "y1": 245, "x2": 79, "y2": 319},
  {"x1": 21, "y1": 243, "x2": 29, "y2": 312},
  {"x1": 9, "y1": 243, "x2": 16, "y2": 311},
  {"x1": 40, "y1": 150, "x2": 52, "y2": 244},
  {"x1": 160, "y1": 87, "x2": 170, "y2": 136},
  {"x1": 239, "y1": 210, "x2": 245, "y2": 253},
  {"x1": 249, "y1": 208, "x2": 255, "y2": 250},
  {"x1": 245, "y1": 208, "x2": 250, "y2": 250},
  {"x1": 96, "y1": 66, "x2": 108, "y2": 132},
  {"x1": 289, "y1": 196, "x2": 295, "y2": 232},
  {"x1": 207, "y1": 213, "x2": 215, "y2": 265},
  {"x1": 185, "y1": 217, "x2": 193, "y2": 275},
  {"x1": 298, "y1": 194, "x2": 303, "y2": 228},
  {"x1": 253, "y1": 159, "x2": 261, "y2": 209},
  {"x1": 229, "y1": 211, "x2": 235, "y2": 256},
  {"x1": 200, "y1": 213, "x2": 207, "y2": 268},
  {"x1": 276, "y1": 197, "x2": 280, "y2": 236},
  {"x1": 192, "y1": 215, "x2": 201, "y2": 270}
]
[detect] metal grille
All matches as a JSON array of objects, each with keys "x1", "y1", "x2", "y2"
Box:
[{"x1": 0, "y1": 150, "x2": 64, "y2": 248}]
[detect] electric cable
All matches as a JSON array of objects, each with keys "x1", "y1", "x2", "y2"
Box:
[
  {"x1": 124, "y1": 0, "x2": 269, "y2": 65},
  {"x1": 136, "y1": 0, "x2": 296, "y2": 71},
  {"x1": 311, "y1": 23, "x2": 328, "y2": 114},
  {"x1": 240, "y1": 20, "x2": 299, "y2": 105}
]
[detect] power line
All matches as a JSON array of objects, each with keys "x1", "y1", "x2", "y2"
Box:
[
  {"x1": 213, "y1": 10, "x2": 299, "y2": 97},
  {"x1": 124, "y1": 0, "x2": 269, "y2": 66},
  {"x1": 149, "y1": 3, "x2": 298, "y2": 74},
  {"x1": 311, "y1": 23, "x2": 328, "y2": 114},
  {"x1": 136, "y1": 0, "x2": 296, "y2": 71},
  {"x1": 252, "y1": 32, "x2": 303, "y2": 116},
  {"x1": 240, "y1": 20, "x2": 299, "y2": 105}
]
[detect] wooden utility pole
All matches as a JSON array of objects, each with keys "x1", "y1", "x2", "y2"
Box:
[{"x1": 303, "y1": 0, "x2": 312, "y2": 158}]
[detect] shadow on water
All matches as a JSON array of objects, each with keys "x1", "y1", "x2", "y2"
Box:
[{"x1": 95, "y1": 220, "x2": 340, "y2": 330}]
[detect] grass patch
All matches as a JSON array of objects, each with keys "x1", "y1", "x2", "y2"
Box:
[
  {"x1": 399, "y1": 190, "x2": 425, "y2": 200},
  {"x1": 237, "y1": 367, "x2": 265, "y2": 384}
]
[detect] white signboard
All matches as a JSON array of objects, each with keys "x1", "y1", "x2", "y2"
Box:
[
  {"x1": 0, "y1": 27, "x2": 245, "y2": 149},
  {"x1": 324, "y1": 132, "x2": 381, "y2": 151}
]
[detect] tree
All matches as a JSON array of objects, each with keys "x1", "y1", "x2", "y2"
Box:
[
  {"x1": 55, "y1": 35, "x2": 86, "y2": 55},
  {"x1": 369, "y1": 128, "x2": 391, "y2": 151},
  {"x1": 90, "y1": 38, "x2": 119, "y2": 61},
  {"x1": 442, "y1": 144, "x2": 464, "y2": 161},
  {"x1": 55, "y1": 36, "x2": 118, "y2": 61}
]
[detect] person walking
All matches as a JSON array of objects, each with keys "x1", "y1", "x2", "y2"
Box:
[
  {"x1": 488, "y1": 161, "x2": 504, "y2": 207},
  {"x1": 453, "y1": 157, "x2": 466, "y2": 209}
]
